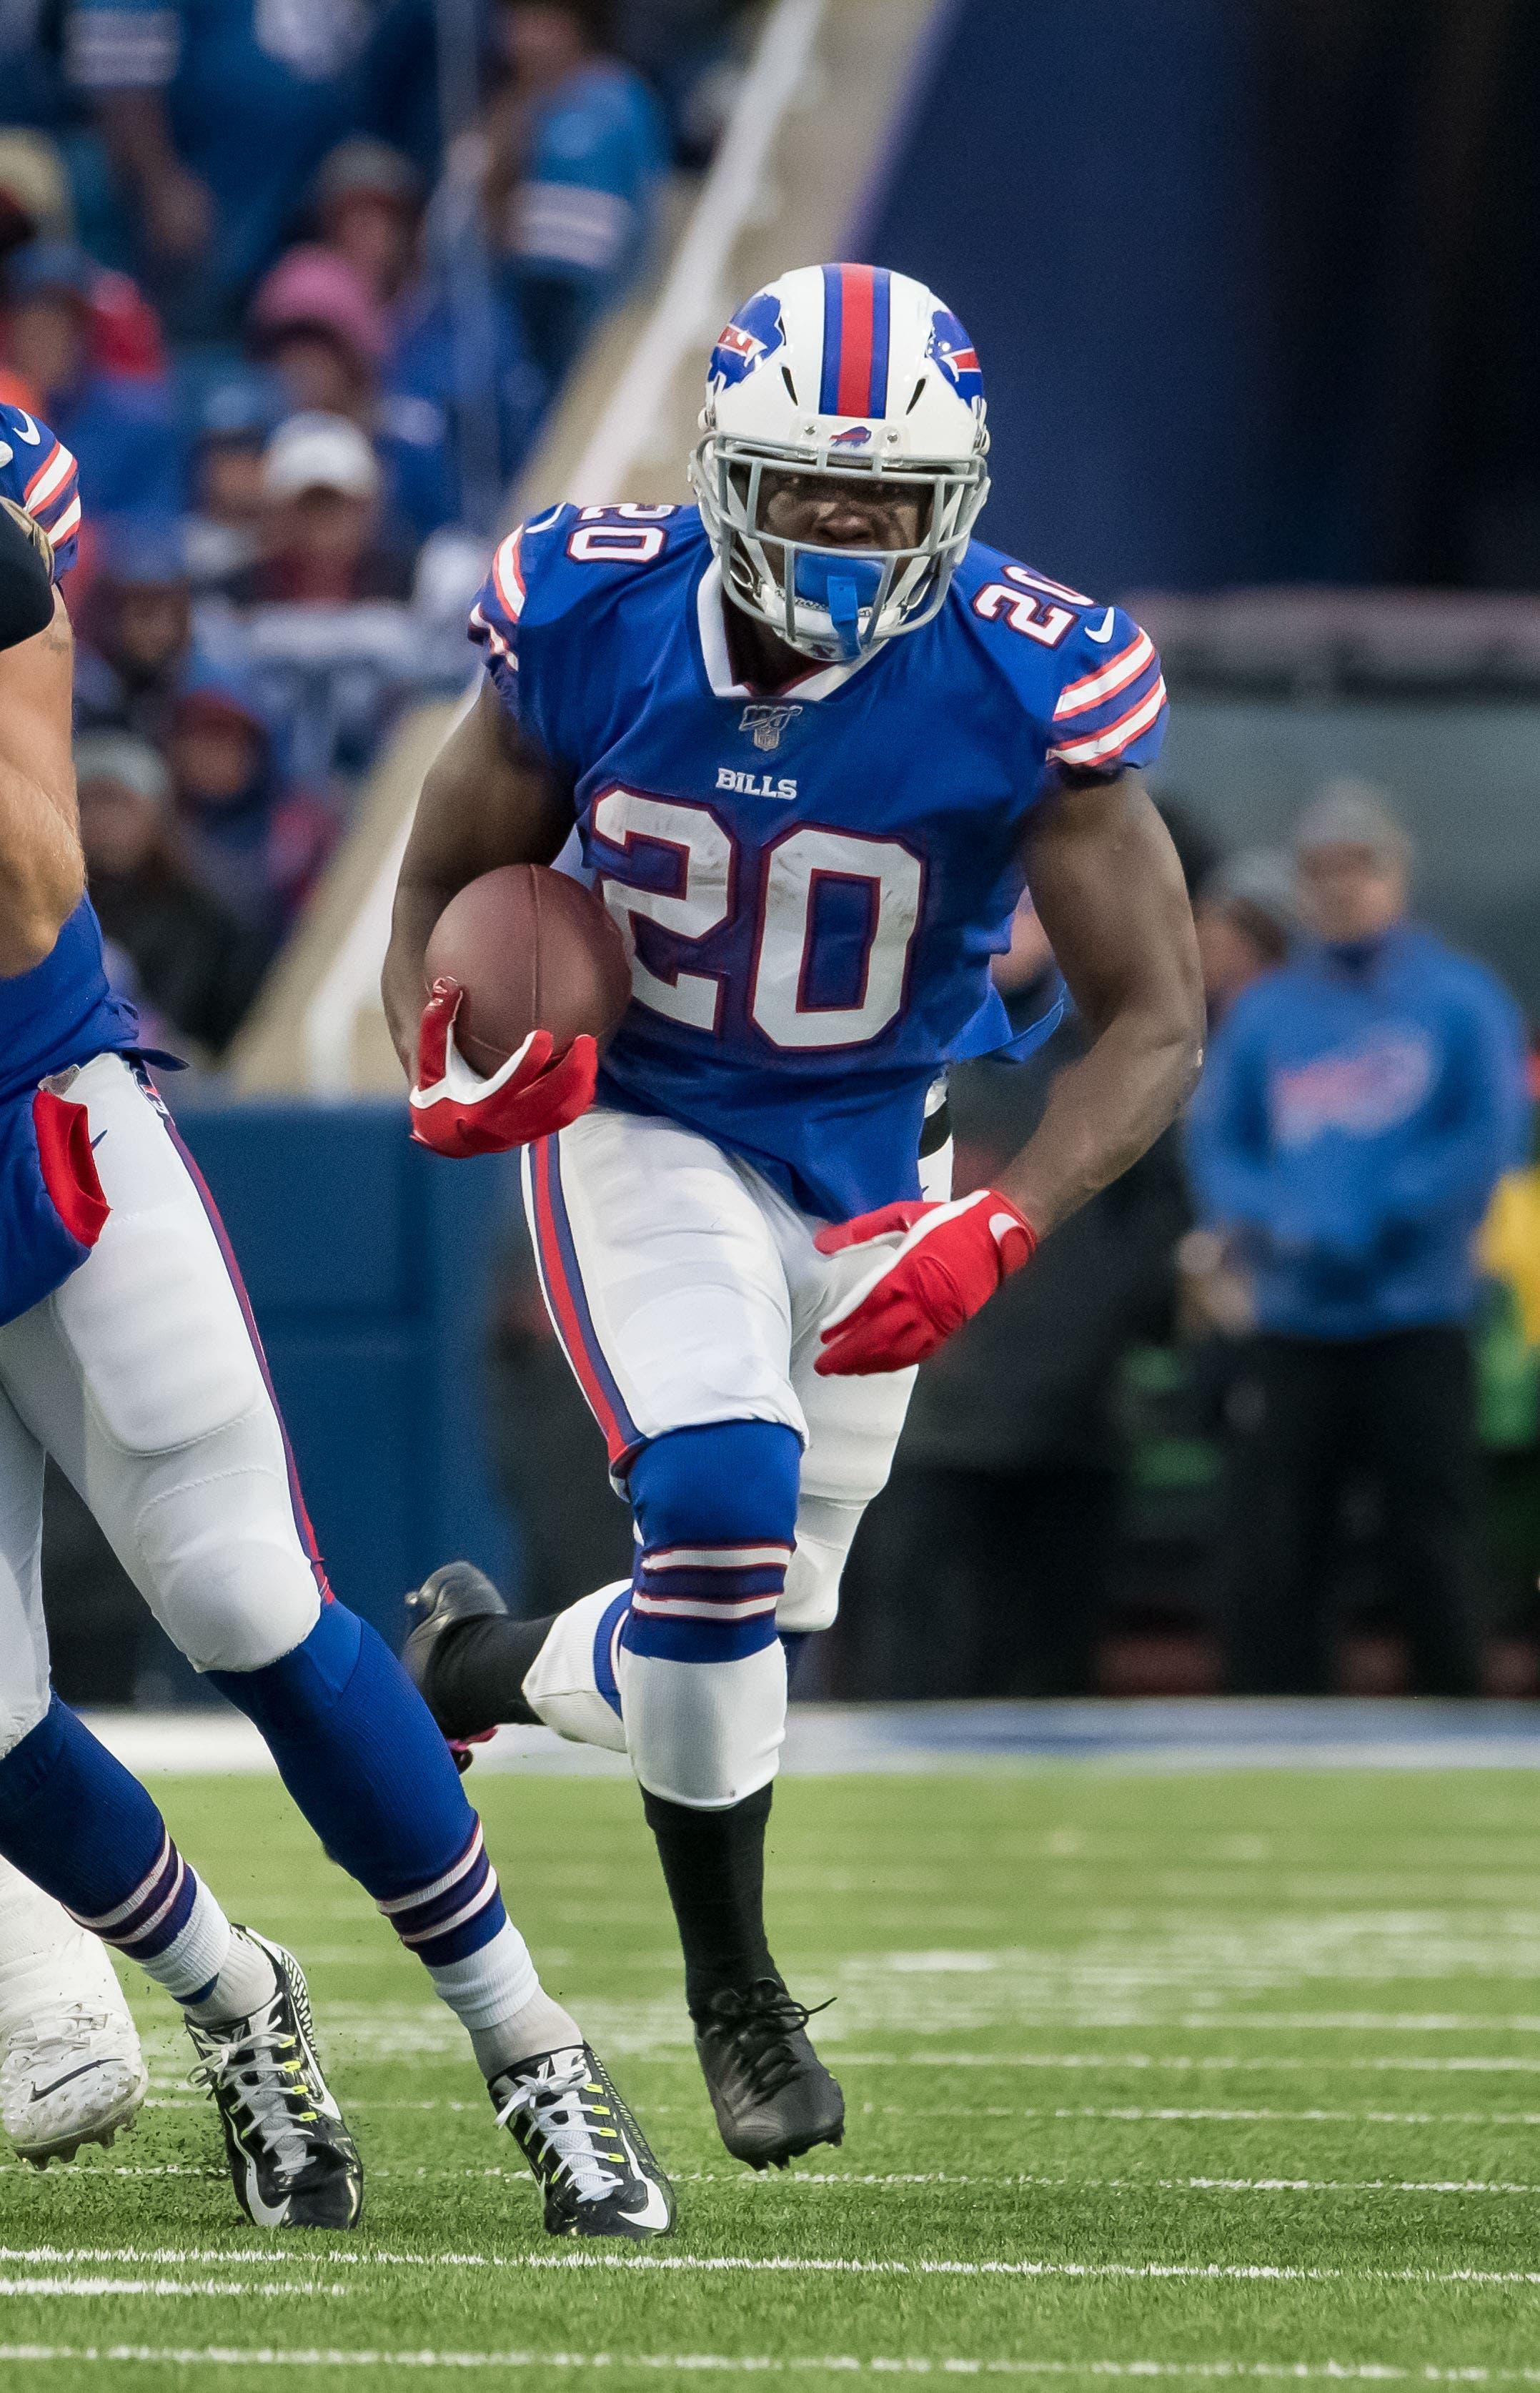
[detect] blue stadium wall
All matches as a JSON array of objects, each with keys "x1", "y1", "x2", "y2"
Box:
[
  {"x1": 855, "y1": 0, "x2": 1271, "y2": 591},
  {"x1": 174, "y1": 1101, "x2": 515, "y2": 1647}
]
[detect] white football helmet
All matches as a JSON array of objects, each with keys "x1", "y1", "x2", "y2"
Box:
[{"x1": 690, "y1": 262, "x2": 990, "y2": 665}]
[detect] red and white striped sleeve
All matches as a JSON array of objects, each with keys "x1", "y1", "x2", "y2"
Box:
[
  {"x1": 0, "y1": 407, "x2": 81, "y2": 577},
  {"x1": 1045, "y1": 607, "x2": 1168, "y2": 775},
  {"x1": 468, "y1": 520, "x2": 534, "y2": 712}
]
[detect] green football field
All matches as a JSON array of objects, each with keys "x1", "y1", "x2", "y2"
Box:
[{"x1": 5, "y1": 1765, "x2": 1540, "y2": 2388}]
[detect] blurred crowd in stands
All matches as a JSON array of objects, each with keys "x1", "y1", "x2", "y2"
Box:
[
  {"x1": 1, "y1": 0, "x2": 754, "y2": 1057},
  {"x1": 487, "y1": 782, "x2": 1540, "y2": 1704}
]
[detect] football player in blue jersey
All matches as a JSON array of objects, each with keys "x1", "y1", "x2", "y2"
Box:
[
  {"x1": 392, "y1": 265, "x2": 1206, "y2": 2170},
  {"x1": 0, "y1": 404, "x2": 672, "y2": 2234}
]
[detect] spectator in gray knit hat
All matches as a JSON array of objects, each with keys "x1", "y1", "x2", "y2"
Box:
[
  {"x1": 1195, "y1": 848, "x2": 1298, "y2": 1024},
  {"x1": 1186, "y1": 776, "x2": 1530, "y2": 1698},
  {"x1": 1293, "y1": 778, "x2": 1411, "y2": 946}
]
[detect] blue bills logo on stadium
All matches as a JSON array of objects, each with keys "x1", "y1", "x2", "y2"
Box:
[
  {"x1": 710, "y1": 292, "x2": 787, "y2": 390},
  {"x1": 740, "y1": 701, "x2": 803, "y2": 752},
  {"x1": 927, "y1": 307, "x2": 983, "y2": 407}
]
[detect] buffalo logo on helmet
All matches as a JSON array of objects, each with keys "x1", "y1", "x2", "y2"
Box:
[
  {"x1": 926, "y1": 307, "x2": 984, "y2": 409},
  {"x1": 709, "y1": 291, "x2": 787, "y2": 390},
  {"x1": 829, "y1": 424, "x2": 873, "y2": 447}
]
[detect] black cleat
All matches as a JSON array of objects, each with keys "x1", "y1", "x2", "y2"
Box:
[
  {"x1": 402, "y1": 1561, "x2": 517, "y2": 1760},
  {"x1": 694, "y1": 1978, "x2": 844, "y2": 2170},
  {"x1": 404, "y1": 1563, "x2": 508, "y2": 1711},
  {"x1": 185, "y1": 1931, "x2": 362, "y2": 2230},
  {"x1": 490, "y1": 2042, "x2": 675, "y2": 2238}
]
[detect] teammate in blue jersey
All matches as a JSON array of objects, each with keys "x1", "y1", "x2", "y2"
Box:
[
  {"x1": 0, "y1": 403, "x2": 672, "y2": 2232},
  {"x1": 392, "y1": 264, "x2": 1205, "y2": 2170}
]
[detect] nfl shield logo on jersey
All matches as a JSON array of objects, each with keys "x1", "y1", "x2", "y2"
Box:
[{"x1": 740, "y1": 702, "x2": 803, "y2": 753}]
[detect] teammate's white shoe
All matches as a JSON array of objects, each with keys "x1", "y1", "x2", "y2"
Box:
[
  {"x1": 1, "y1": 2001, "x2": 148, "y2": 2165},
  {"x1": 0, "y1": 1853, "x2": 147, "y2": 2165}
]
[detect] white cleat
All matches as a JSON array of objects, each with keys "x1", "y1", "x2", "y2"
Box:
[{"x1": 1, "y1": 2003, "x2": 148, "y2": 2166}]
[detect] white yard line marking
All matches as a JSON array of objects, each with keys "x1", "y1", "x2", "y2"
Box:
[
  {"x1": 838, "y1": 2053, "x2": 1540, "y2": 2074},
  {"x1": 7, "y1": 2248, "x2": 1540, "y2": 2289},
  {"x1": 982, "y1": 2106, "x2": 1540, "y2": 2126},
  {"x1": 305, "y1": 2097, "x2": 1540, "y2": 2128},
  {"x1": 0, "y1": 2164, "x2": 225, "y2": 2179},
  {"x1": 15, "y1": 2160, "x2": 1540, "y2": 2198},
  {"x1": 723, "y1": 2173, "x2": 1540, "y2": 2195},
  {"x1": 1169, "y1": 2016, "x2": 1540, "y2": 2034},
  {"x1": 296, "y1": 2167, "x2": 1540, "y2": 2196},
  {"x1": 0, "y1": 2280, "x2": 349, "y2": 2299},
  {"x1": 19, "y1": 2164, "x2": 1540, "y2": 2196},
  {"x1": 14, "y1": 2353, "x2": 1540, "y2": 2382}
]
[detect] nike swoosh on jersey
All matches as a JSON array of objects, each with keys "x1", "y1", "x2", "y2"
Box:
[
  {"x1": 1086, "y1": 607, "x2": 1117, "y2": 643},
  {"x1": 29, "y1": 2058, "x2": 111, "y2": 2101},
  {"x1": 10, "y1": 412, "x2": 41, "y2": 445}
]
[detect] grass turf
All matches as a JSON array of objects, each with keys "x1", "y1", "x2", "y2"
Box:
[{"x1": 3, "y1": 1766, "x2": 1540, "y2": 2387}]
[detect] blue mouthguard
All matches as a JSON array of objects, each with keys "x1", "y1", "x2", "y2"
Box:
[{"x1": 792, "y1": 553, "x2": 886, "y2": 659}]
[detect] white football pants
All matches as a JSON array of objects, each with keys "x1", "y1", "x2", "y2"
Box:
[
  {"x1": 0, "y1": 1849, "x2": 134, "y2": 2042},
  {"x1": 520, "y1": 1103, "x2": 950, "y2": 1803},
  {"x1": 0, "y1": 1053, "x2": 324, "y2": 1762}
]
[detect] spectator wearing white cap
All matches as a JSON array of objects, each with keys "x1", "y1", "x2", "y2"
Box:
[
  {"x1": 213, "y1": 411, "x2": 432, "y2": 787},
  {"x1": 1186, "y1": 779, "x2": 1531, "y2": 1695},
  {"x1": 220, "y1": 411, "x2": 414, "y2": 606}
]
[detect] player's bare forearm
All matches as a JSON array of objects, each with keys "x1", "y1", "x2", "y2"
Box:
[
  {"x1": 1000, "y1": 772, "x2": 1203, "y2": 1237},
  {"x1": 0, "y1": 596, "x2": 84, "y2": 976},
  {"x1": 382, "y1": 679, "x2": 573, "y2": 1073}
]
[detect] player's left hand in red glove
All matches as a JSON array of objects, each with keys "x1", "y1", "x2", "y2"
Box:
[
  {"x1": 813, "y1": 1189, "x2": 1038, "y2": 1375},
  {"x1": 409, "y1": 976, "x2": 597, "y2": 1158}
]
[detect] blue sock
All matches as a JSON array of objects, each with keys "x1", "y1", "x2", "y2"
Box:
[
  {"x1": 622, "y1": 1420, "x2": 803, "y2": 1667},
  {"x1": 209, "y1": 1602, "x2": 527, "y2": 1989},
  {"x1": 0, "y1": 1699, "x2": 234, "y2": 2001}
]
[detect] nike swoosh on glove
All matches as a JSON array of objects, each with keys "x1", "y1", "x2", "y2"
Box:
[
  {"x1": 409, "y1": 977, "x2": 597, "y2": 1158},
  {"x1": 813, "y1": 1189, "x2": 1037, "y2": 1375}
]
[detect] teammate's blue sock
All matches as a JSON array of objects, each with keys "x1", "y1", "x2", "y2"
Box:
[
  {"x1": 0, "y1": 1698, "x2": 254, "y2": 2008},
  {"x1": 209, "y1": 1602, "x2": 540, "y2": 2043}
]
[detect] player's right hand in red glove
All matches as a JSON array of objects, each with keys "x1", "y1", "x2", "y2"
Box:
[{"x1": 408, "y1": 976, "x2": 597, "y2": 1158}]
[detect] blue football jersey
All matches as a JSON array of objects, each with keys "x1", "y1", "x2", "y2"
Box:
[
  {"x1": 470, "y1": 504, "x2": 1168, "y2": 1219},
  {"x1": 0, "y1": 407, "x2": 138, "y2": 1102}
]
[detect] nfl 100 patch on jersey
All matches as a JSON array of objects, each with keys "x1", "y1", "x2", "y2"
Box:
[{"x1": 470, "y1": 503, "x2": 1167, "y2": 1219}]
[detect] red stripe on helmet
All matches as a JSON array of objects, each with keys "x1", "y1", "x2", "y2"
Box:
[{"x1": 835, "y1": 264, "x2": 875, "y2": 419}]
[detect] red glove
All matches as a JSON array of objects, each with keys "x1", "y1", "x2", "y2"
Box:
[
  {"x1": 408, "y1": 978, "x2": 597, "y2": 1158},
  {"x1": 813, "y1": 1189, "x2": 1037, "y2": 1376}
]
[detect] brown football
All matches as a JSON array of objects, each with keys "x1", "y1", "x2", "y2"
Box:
[{"x1": 423, "y1": 863, "x2": 632, "y2": 1075}]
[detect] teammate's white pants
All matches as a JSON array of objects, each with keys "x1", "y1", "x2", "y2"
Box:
[
  {"x1": 521, "y1": 1104, "x2": 950, "y2": 1804},
  {"x1": 0, "y1": 1054, "x2": 324, "y2": 1762},
  {"x1": 0, "y1": 1848, "x2": 134, "y2": 2039}
]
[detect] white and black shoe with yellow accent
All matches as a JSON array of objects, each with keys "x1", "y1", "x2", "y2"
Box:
[
  {"x1": 186, "y1": 1931, "x2": 362, "y2": 2230},
  {"x1": 694, "y1": 1978, "x2": 845, "y2": 2170},
  {"x1": 491, "y1": 2043, "x2": 675, "y2": 2238}
]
